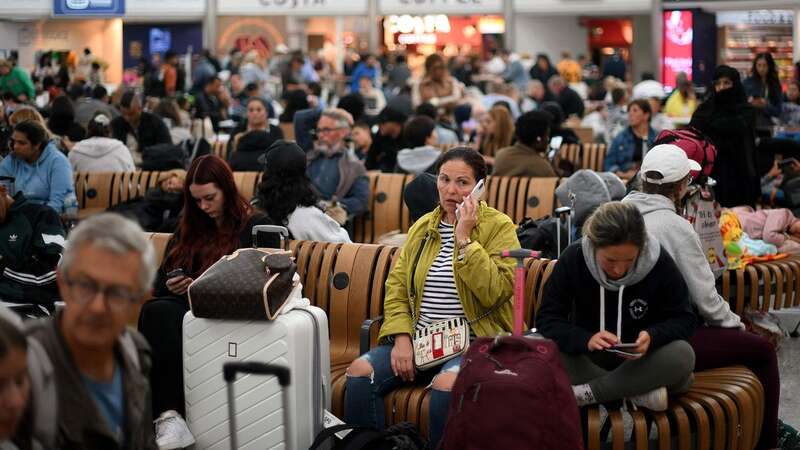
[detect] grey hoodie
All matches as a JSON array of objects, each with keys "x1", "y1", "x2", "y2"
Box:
[
  {"x1": 555, "y1": 170, "x2": 626, "y2": 227},
  {"x1": 581, "y1": 231, "x2": 661, "y2": 336},
  {"x1": 623, "y1": 191, "x2": 743, "y2": 329},
  {"x1": 396, "y1": 145, "x2": 441, "y2": 175}
]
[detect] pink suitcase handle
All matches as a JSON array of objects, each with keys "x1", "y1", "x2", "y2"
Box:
[{"x1": 499, "y1": 249, "x2": 541, "y2": 335}]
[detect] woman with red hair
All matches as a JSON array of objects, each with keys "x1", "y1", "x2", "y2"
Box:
[{"x1": 138, "y1": 155, "x2": 270, "y2": 449}]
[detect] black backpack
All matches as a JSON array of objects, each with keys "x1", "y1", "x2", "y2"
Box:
[
  {"x1": 310, "y1": 422, "x2": 428, "y2": 450},
  {"x1": 517, "y1": 216, "x2": 568, "y2": 260},
  {"x1": 141, "y1": 143, "x2": 187, "y2": 171}
]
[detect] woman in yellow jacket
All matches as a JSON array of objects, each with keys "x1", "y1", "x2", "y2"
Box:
[{"x1": 344, "y1": 147, "x2": 519, "y2": 446}]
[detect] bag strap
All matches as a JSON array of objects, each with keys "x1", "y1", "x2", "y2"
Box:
[{"x1": 408, "y1": 230, "x2": 510, "y2": 327}]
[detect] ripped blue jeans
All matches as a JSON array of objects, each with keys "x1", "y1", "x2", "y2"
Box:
[{"x1": 344, "y1": 344, "x2": 461, "y2": 447}]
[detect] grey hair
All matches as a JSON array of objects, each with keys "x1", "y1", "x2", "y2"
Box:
[
  {"x1": 320, "y1": 108, "x2": 353, "y2": 129},
  {"x1": 60, "y1": 213, "x2": 157, "y2": 293}
]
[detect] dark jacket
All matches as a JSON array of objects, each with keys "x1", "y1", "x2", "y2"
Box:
[
  {"x1": 228, "y1": 127, "x2": 284, "y2": 171},
  {"x1": 293, "y1": 108, "x2": 322, "y2": 152},
  {"x1": 690, "y1": 67, "x2": 759, "y2": 207},
  {"x1": 366, "y1": 132, "x2": 407, "y2": 173},
  {"x1": 194, "y1": 91, "x2": 225, "y2": 132},
  {"x1": 743, "y1": 75, "x2": 782, "y2": 120},
  {"x1": 557, "y1": 86, "x2": 585, "y2": 118},
  {"x1": 23, "y1": 312, "x2": 156, "y2": 450},
  {"x1": 0, "y1": 193, "x2": 64, "y2": 309},
  {"x1": 110, "y1": 112, "x2": 171, "y2": 153},
  {"x1": 108, "y1": 187, "x2": 183, "y2": 233},
  {"x1": 537, "y1": 241, "x2": 696, "y2": 354},
  {"x1": 530, "y1": 65, "x2": 558, "y2": 86}
]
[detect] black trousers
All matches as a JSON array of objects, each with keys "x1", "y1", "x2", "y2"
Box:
[{"x1": 138, "y1": 296, "x2": 190, "y2": 417}]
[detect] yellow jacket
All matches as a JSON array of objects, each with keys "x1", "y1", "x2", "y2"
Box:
[{"x1": 378, "y1": 202, "x2": 520, "y2": 341}]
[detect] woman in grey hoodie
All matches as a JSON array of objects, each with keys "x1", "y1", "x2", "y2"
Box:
[
  {"x1": 538, "y1": 202, "x2": 696, "y2": 412},
  {"x1": 623, "y1": 144, "x2": 780, "y2": 450}
]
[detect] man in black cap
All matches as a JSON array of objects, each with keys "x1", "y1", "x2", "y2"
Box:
[{"x1": 365, "y1": 107, "x2": 408, "y2": 172}]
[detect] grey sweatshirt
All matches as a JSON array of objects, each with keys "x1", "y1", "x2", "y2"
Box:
[{"x1": 623, "y1": 191, "x2": 743, "y2": 329}]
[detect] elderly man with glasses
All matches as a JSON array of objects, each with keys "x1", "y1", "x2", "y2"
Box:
[
  {"x1": 307, "y1": 108, "x2": 369, "y2": 224},
  {"x1": 17, "y1": 213, "x2": 157, "y2": 449}
]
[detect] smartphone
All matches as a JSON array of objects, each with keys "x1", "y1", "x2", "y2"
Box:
[
  {"x1": 610, "y1": 343, "x2": 638, "y2": 350},
  {"x1": 779, "y1": 158, "x2": 798, "y2": 169},
  {"x1": 456, "y1": 179, "x2": 485, "y2": 221},
  {"x1": 606, "y1": 348, "x2": 642, "y2": 358},
  {"x1": 166, "y1": 268, "x2": 185, "y2": 279}
]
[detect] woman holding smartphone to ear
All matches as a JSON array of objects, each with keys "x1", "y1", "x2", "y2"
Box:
[
  {"x1": 538, "y1": 202, "x2": 697, "y2": 412},
  {"x1": 344, "y1": 147, "x2": 519, "y2": 448}
]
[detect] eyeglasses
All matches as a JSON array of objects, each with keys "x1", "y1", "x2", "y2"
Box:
[
  {"x1": 316, "y1": 127, "x2": 346, "y2": 134},
  {"x1": 63, "y1": 275, "x2": 141, "y2": 311}
]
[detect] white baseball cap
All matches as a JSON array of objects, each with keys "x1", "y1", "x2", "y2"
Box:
[{"x1": 640, "y1": 144, "x2": 702, "y2": 185}]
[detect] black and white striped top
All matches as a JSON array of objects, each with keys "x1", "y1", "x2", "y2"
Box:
[{"x1": 416, "y1": 221, "x2": 465, "y2": 331}]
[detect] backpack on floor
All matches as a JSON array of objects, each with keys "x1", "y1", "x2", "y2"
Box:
[
  {"x1": 653, "y1": 127, "x2": 716, "y2": 184},
  {"x1": 440, "y1": 336, "x2": 583, "y2": 450},
  {"x1": 310, "y1": 421, "x2": 428, "y2": 450}
]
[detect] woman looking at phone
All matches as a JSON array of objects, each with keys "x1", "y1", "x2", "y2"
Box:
[
  {"x1": 537, "y1": 202, "x2": 696, "y2": 411},
  {"x1": 344, "y1": 148, "x2": 519, "y2": 448},
  {"x1": 137, "y1": 155, "x2": 270, "y2": 449}
]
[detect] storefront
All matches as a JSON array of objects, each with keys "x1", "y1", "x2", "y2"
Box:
[
  {"x1": 511, "y1": 0, "x2": 655, "y2": 82},
  {"x1": 378, "y1": 0, "x2": 504, "y2": 60},
  {"x1": 0, "y1": 0, "x2": 204, "y2": 85},
  {"x1": 662, "y1": 1, "x2": 798, "y2": 89}
]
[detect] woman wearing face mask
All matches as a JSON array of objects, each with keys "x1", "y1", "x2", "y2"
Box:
[
  {"x1": 344, "y1": 148, "x2": 519, "y2": 447},
  {"x1": 623, "y1": 145, "x2": 781, "y2": 450},
  {"x1": 0, "y1": 312, "x2": 30, "y2": 450},
  {"x1": 537, "y1": 201, "x2": 696, "y2": 412},
  {"x1": 690, "y1": 65, "x2": 759, "y2": 208},
  {"x1": 137, "y1": 155, "x2": 271, "y2": 450}
]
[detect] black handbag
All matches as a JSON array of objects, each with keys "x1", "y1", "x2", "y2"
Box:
[{"x1": 141, "y1": 143, "x2": 187, "y2": 171}]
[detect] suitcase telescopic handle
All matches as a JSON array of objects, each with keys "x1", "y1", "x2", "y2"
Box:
[
  {"x1": 251, "y1": 225, "x2": 289, "y2": 250},
  {"x1": 223, "y1": 362, "x2": 291, "y2": 386}
]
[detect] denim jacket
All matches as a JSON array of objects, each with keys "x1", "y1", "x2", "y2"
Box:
[{"x1": 604, "y1": 126, "x2": 657, "y2": 172}]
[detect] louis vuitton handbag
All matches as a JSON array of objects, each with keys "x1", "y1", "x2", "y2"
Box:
[{"x1": 187, "y1": 248, "x2": 298, "y2": 321}]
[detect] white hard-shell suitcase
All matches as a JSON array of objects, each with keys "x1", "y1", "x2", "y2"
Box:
[{"x1": 182, "y1": 305, "x2": 331, "y2": 449}]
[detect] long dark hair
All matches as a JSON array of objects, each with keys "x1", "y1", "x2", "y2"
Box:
[
  {"x1": 751, "y1": 52, "x2": 781, "y2": 99},
  {"x1": 163, "y1": 155, "x2": 251, "y2": 274},
  {"x1": 255, "y1": 141, "x2": 317, "y2": 224}
]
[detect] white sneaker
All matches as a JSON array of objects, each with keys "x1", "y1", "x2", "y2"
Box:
[
  {"x1": 629, "y1": 387, "x2": 668, "y2": 411},
  {"x1": 155, "y1": 410, "x2": 195, "y2": 449}
]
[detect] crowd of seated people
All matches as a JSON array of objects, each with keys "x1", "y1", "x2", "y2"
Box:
[{"x1": 1, "y1": 43, "x2": 800, "y2": 450}]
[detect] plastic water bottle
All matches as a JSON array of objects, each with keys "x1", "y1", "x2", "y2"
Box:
[{"x1": 63, "y1": 193, "x2": 78, "y2": 228}]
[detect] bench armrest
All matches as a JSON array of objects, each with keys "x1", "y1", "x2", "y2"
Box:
[{"x1": 360, "y1": 315, "x2": 384, "y2": 356}]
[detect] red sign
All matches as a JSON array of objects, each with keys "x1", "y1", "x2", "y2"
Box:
[{"x1": 662, "y1": 10, "x2": 693, "y2": 89}]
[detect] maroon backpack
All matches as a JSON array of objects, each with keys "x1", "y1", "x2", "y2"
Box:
[
  {"x1": 653, "y1": 127, "x2": 717, "y2": 182},
  {"x1": 440, "y1": 336, "x2": 583, "y2": 450}
]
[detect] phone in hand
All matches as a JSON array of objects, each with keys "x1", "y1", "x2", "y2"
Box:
[
  {"x1": 456, "y1": 179, "x2": 485, "y2": 221},
  {"x1": 166, "y1": 268, "x2": 185, "y2": 279},
  {"x1": 779, "y1": 158, "x2": 798, "y2": 170},
  {"x1": 610, "y1": 343, "x2": 638, "y2": 350}
]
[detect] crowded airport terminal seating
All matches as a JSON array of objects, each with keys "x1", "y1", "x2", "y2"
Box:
[{"x1": 135, "y1": 235, "x2": 765, "y2": 450}]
